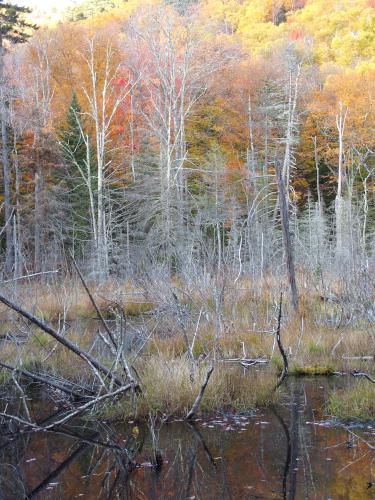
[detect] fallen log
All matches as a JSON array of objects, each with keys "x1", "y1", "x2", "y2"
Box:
[
  {"x1": 220, "y1": 358, "x2": 268, "y2": 365},
  {"x1": 0, "y1": 293, "x2": 124, "y2": 388}
]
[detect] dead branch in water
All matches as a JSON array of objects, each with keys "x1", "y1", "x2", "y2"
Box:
[
  {"x1": 351, "y1": 370, "x2": 375, "y2": 384},
  {"x1": 343, "y1": 356, "x2": 374, "y2": 361},
  {"x1": 70, "y1": 254, "x2": 137, "y2": 385},
  {"x1": 343, "y1": 427, "x2": 375, "y2": 451},
  {"x1": 0, "y1": 383, "x2": 133, "y2": 431},
  {"x1": 0, "y1": 361, "x2": 94, "y2": 399},
  {"x1": 0, "y1": 292, "x2": 124, "y2": 387},
  {"x1": 220, "y1": 357, "x2": 268, "y2": 366},
  {"x1": 275, "y1": 292, "x2": 288, "y2": 390},
  {"x1": 44, "y1": 383, "x2": 133, "y2": 429},
  {"x1": 186, "y1": 364, "x2": 214, "y2": 420}
]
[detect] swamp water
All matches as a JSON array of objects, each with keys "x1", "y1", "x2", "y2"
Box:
[{"x1": 0, "y1": 377, "x2": 374, "y2": 499}]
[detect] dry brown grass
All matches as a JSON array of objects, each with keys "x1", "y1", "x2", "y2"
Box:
[
  {"x1": 0, "y1": 279, "x2": 153, "y2": 322},
  {"x1": 104, "y1": 354, "x2": 278, "y2": 419}
]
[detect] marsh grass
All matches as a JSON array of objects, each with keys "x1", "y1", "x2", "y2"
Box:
[
  {"x1": 99, "y1": 355, "x2": 278, "y2": 420},
  {"x1": 327, "y1": 380, "x2": 375, "y2": 421},
  {"x1": 291, "y1": 363, "x2": 336, "y2": 376},
  {"x1": 1, "y1": 272, "x2": 375, "y2": 420}
]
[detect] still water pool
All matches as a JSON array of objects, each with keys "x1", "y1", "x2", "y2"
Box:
[{"x1": 0, "y1": 377, "x2": 374, "y2": 499}]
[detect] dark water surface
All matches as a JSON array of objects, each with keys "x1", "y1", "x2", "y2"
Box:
[{"x1": 1, "y1": 377, "x2": 374, "y2": 499}]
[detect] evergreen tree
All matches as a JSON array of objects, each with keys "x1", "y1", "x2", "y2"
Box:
[
  {"x1": 165, "y1": 0, "x2": 198, "y2": 15},
  {"x1": 66, "y1": 0, "x2": 116, "y2": 21},
  {"x1": 58, "y1": 92, "x2": 97, "y2": 259}
]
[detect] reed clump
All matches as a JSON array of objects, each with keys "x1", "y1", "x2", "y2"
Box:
[
  {"x1": 327, "y1": 380, "x2": 375, "y2": 421},
  {"x1": 102, "y1": 354, "x2": 278, "y2": 420}
]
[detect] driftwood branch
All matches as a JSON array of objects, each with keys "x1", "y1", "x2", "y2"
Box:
[
  {"x1": 220, "y1": 357, "x2": 268, "y2": 366},
  {"x1": 0, "y1": 293, "x2": 124, "y2": 387},
  {"x1": 275, "y1": 292, "x2": 288, "y2": 389},
  {"x1": 186, "y1": 364, "x2": 214, "y2": 420}
]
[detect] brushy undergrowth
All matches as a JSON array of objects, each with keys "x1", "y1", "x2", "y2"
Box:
[{"x1": 327, "y1": 381, "x2": 375, "y2": 421}]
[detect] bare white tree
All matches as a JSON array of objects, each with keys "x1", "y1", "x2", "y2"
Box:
[
  {"x1": 124, "y1": 5, "x2": 233, "y2": 268},
  {"x1": 81, "y1": 37, "x2": 137, "y2": 277}
]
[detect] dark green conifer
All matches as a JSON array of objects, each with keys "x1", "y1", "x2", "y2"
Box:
[{"x1": 58, "y1": 92, "x2": 97, "y2": 258}]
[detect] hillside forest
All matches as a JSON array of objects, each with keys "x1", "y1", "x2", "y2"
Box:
[{"x1": 0, "y1": 0, "x2": 374, "y2": 287}]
